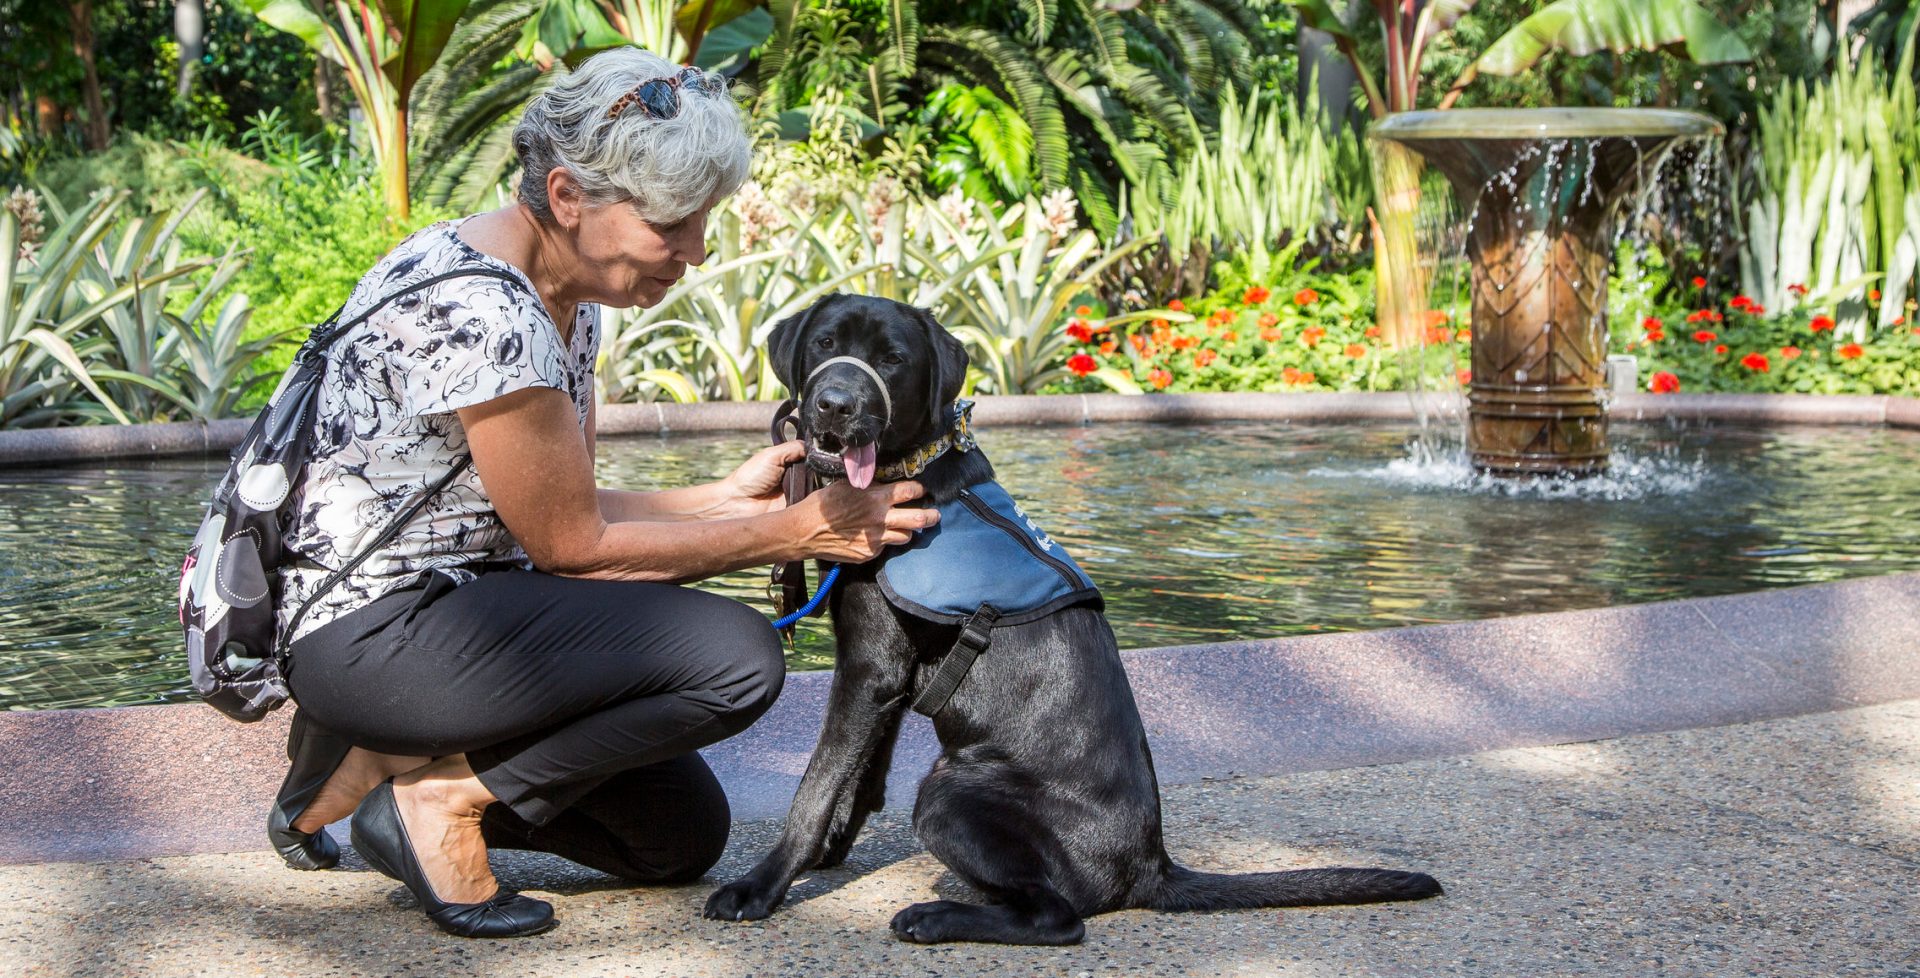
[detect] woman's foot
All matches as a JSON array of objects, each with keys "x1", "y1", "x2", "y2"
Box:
[
  {"x1": 290, "y1": 748, "x2": 431, "y2": 835},
  {"x1": 389, "y1": 755, "x2": 502, "y2": 905}
]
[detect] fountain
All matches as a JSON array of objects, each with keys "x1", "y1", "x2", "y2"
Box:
[{"x1": 1371, "y1": 108, "x2": 1725, "y2": 477}]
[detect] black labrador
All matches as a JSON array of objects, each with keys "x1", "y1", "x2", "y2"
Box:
[{"x1": 703, "y1": 293, "x2": 1442, "y2": 945}]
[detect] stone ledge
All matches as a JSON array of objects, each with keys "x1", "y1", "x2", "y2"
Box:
[
  {"x1": 3, "y1": 571, "x2": 1915, "y2": 865},
  {"x1": 4, "y1": 392, "x2": 1914, "y2": 467}
]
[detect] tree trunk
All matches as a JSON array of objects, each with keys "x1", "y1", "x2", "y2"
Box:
[
  {"x1": 174, "y1": 0, "x2": 205, "y2": 100},
  {"x1": 314, "y1": 57, "x2": 336, "y2": 123},
  {"x1": 68, "y1": 0, "x2": 111, "y2": 151}
]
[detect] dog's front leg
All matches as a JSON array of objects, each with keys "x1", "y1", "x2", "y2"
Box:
[{"x1": 704, "y1": 639, "x2": 912, "y2": 921}]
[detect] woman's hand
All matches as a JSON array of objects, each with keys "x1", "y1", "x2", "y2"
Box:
[
  {"x1": 716, "y1": 440, "x2": 809, "y2": 518},
  {"x1": 787, "y1": 479, "x2": 940, "y2": 563}
]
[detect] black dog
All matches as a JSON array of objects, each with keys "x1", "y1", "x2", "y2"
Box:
[{"x1": 703, "y1": 294, "x2": 1442, "y2": 945}]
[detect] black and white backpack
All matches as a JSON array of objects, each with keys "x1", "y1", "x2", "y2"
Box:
[{"x1": 178, "y1": 268, "x2": 519, "y2": 722}]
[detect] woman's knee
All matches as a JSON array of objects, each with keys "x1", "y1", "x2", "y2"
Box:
[{"x1": 709, "y1": 601, "x2": 786, "y2": 732}]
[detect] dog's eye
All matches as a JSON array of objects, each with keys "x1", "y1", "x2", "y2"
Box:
[
  {"x1": 878, "y1": 352, "x2": 905, "y2": 366},
  {"x1": 815, "y1": 336, "x2": 833, "y2": 350}
]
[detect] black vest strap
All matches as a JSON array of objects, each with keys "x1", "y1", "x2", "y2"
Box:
[{"x1": 911, "y1": 604, "x2": 1000, "y2": 718}]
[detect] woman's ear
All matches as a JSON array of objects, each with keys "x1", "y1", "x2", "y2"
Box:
[
  {"x1": 545, "y1": 168, "x2": 583, "y2": 229},
  {"x1": 920, "y1": 308, "x2": 969, "y2": 417}
]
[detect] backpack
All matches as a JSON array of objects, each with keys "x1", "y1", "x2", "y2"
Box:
[{"x1": 178, "y1": 268, "x2": 521, "y2": 723}]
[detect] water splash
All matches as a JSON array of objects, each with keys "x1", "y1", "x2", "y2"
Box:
[{"x1": 1308, "y1": 439, "x2": 1712, "y2": 501}]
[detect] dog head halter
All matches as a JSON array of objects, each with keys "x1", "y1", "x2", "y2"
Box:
[{"x1": 804, "y1": 355, "x2": 893, "y2": 427}]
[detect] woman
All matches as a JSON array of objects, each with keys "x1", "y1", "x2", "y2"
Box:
[{"x1": 264, "y1": 47, "x2": 937, "y2": 939}]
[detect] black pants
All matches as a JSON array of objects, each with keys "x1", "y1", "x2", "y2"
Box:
[{"x1": 285, "y1": 568, "x2": 785, "y2": 882}]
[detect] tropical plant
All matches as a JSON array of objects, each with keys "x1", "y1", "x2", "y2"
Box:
[
  {"x1": 1738, "y1": 47, "x2": 1920, "y2": 337},
  {"x1": 3, "y1": 190, "x2": 208, "y2": 427},
  {"x1": 242, "y1": 0, "x2": 476, "y2": 220}
]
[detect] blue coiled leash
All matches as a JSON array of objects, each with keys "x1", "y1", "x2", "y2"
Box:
[{"x1": 772, "y1": 564, "x2": 839, "y2": 630}]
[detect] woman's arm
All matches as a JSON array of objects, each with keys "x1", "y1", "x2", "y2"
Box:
[
  {"x1": 581, "y1": 391, "x2": 793, "y2": 523},
  {"x1": 460, "y1": 387, "x2": 935, "y2": 582}
]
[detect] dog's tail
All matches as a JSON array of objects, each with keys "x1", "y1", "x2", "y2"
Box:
[{"x1": 1144, "y1": 864, "x2": 1442, "y2": 912}]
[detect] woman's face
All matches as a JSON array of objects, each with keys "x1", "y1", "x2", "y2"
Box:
[
  {"x1": 571, "y1": 198, "x2": 712, "y2": 309},
  {"x1": 546, "y1": 168, "x2": 712, "y2": 309}
]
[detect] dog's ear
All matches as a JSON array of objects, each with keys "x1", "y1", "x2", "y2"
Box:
[
  {"x1": 919, "y1": 308, "x2": 970, "y2": 418},
  {"x1": 766, "y1": 298, "x2": 828, "y2": 397}
]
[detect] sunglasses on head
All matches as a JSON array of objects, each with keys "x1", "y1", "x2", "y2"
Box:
[{"x1": 605, "y1": 66, "x2": 725, "y2": 121}]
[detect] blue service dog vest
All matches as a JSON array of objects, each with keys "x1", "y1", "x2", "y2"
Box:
[{"x1": 877, "y1": 479, "x2": 1102, "y2": 626}]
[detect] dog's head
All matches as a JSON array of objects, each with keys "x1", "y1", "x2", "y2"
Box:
[{"x1": 767, "y1": 294, "x2": 969, "y2": 488}]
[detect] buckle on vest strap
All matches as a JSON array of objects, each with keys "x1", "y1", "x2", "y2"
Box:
[{"x1": 911, "y1": 604, "x2": 1000, "y2": 718}]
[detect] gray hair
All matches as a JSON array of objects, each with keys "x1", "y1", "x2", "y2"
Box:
[{"x1": 513, "y1": 48, "x2": 751, "y2": 225}]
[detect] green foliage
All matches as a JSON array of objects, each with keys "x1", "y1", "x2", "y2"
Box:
[
  {"x1": 1738, "y1": 47, "x2": 1920, "y2": 336},
  {"x1": 920, "y1": 84, "x2": 1035, "y2": 203}
]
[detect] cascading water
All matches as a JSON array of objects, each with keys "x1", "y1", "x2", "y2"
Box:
[{"x1": 1367, "y1": 108, "x2": 1727, "y2": 485}]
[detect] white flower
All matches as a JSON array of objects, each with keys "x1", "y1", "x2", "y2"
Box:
[
  {"x1": 1040, "y1": 187, "x2": 1078, "y2": 242},
  {"x1": 6, "y1": 186, "x2": 45, "y2": 264}
]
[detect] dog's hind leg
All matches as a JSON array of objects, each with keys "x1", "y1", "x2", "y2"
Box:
[{"x1": 890, "y1": 765, "x2": 1086, "y2": 946}]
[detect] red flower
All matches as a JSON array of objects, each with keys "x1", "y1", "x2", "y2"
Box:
[
  {"x1": 1869, "y1": 289, "x2": 1881, "y2": 301},
  {"x1": 1706, "y1": 310, "x2": 1723, "y2": 323},
  {"x1": 1730, "y1": 295, "x2": 1754, "y2": 310},
  {"x1": 1748, "y1": 305, "x2": 1766, "y2": 316},
  {"x1": 1243, "y1": 286, "x2": 1271, "y2": 304},
  {"x1": 1780, "y1": 345, "x2": 1801, "y2": 360},
  {"x1": 1839, "y1": 343, "x2": 1865, "y2": 359},
  {"x1": 1293, "y1": 288, "x2": 1319, "y2": 306},
  {"x1": 1257, "y1": 312, "x2": 1278, "y2": 328},
  {"x1": 1066, "y1": 353, "x2": 1098, "y2": 376},
  {"x1": 1456, "y1": 368, "x2": 1473, "y2": 385},
  {"x1": 1645, "y1": 328, "x2": 1666, "y2": 343},
  {"x1": 1075, "y1": 304, "x2": 1093, "y2": 317},
  {"x1": 1740, "y1": 352, "x2": 1770, "y2": 372},
  {"x1": 1714, "y1": 344, "x2": 1728, "y2": 355},
  {"x1": 1691, "y1": 276, "x2": 1707, "y2": 289},
  {"x1": 1301, "y1": 326, "x2": 1325, "y2": 347},
  {"x1": 1641, "y1": 316, "x2": 1663, "y2": 331},
  {"x1": 1344, "y1": 343, "x2": 1366, "y2": 358},
  {"x1": 1649, "y1": 371, "x2": 1681, "y2": 394},
  {"x1": 1809, "y1": 315, "x2": 1835, "y2": 332},
  {"x1": 1787, "y1": 283, "x2": 1809, "y2": 297},
  {"x1": 1149, "y1": 367, "x2": 1173, "y2": 389},
  {"x1": 1193, "y1": 349, "x2": 1218, "y2": 368},
  {"x1": 1065, "y1": 321, "x2": 1093, "y2": 343},
  {"x1": 1693, "y1": 330, "x2": 1717, "y2": 343},
  {"x1": 1167, "y1": 299, "x2": 1186, "y2": 312}
]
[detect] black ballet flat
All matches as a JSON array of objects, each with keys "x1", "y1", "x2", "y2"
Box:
[
  {"x1": 350, "y1": 781, "x2": 557, "y2": 938},
  {"x1": 267, "y1": 710, "x2": 354, "y2": 870}
]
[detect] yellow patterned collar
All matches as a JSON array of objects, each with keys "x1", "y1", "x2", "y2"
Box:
[{"x1": 878, "y1": 400, "x2": 977, "y2": 482}]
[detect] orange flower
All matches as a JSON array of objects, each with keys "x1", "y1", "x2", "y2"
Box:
[
  {"x1": 1259, "y1": 326, "x2": 1283, "y2": 342},
  {"x1": 1149, "y1": 367, "x2": 1173, "y2": 389},
  {"x1": 1457, "y1": 328, "x2": 1472, "y2": 342},
  {"x1": 1281, "y1": 367, "x2": 1302, "y2": 384},
  {"x1": 1456, "y1": 368, "x2": 1472, "y2": 385},
  {"x1": 1425, "y1": 325, "x2": 1451, "y2": 344},
  {"x1": 1780, "y1": 345, "x2": 1801, "y2": 360},
  {"x1": 1300, "y1": 371, "x2": 1316, "y2": 384},
  {"x1": 1222, "y1": 331, "x2": 1237, "y2": 343},
  {"x1": 1075, "y1": 304, "x2": 1093, "y2": 317},
  {"x1": 1066, "y1": 353, "x2": 1097, "y2": 376},
  {"x1": 1649, "y1": 371, "x2": 1680, "y2": 394},
  {"x1": 1243, "y1": 286, "x2": 1271, "y2": 304},
  {"x1": 1809, "y1": 315, "x2": 1835, "y2": 332},
  {"x1": 1344, "y1": 343, "x2": 1366, "y2": 359},
  {"x1": 1302, "y1": 326, "x2": 1325, "y2": 347},
  {"x1": 1425, "y1": 309, "x2": 1451, "y2": 328},
  {"x1": 1693, "y1": 330, "x2": 1717, "y2": 343},
  {"x1": 1364, "y1": 325, "x2": 1382, "y2": 338},
  {"x1": 1257, "y1": 312, "x2": 1278, "y2": 328},
  {"x1": 1167, "y1": 299, "x2": 1186, "y2": 312},
  {"x1": 1839, "y1": 343, "x2": 1864, "y2": 359},
  {"x1": 1153, "y1": 326, "x2": 1174, "y2": 346},
  {"x1": 1645, "y1": 328, "x2": 1666, "y2": 343},
  {"x1": 1740, "y1": 352, "x2": 1769, "y2": 372},
  {"x1": 1193, "y1": 349, "x2": 1218, "y2": 367},
  {"x1": 1151, "y1": 318, "x2": 1170, "y2": 329},
  {"x1": 1172, "y1": 335, "x2": 1198, "y2": 350},
  {"x1": 1293, "y1": 288, "x2": 1319, "y2": 306},
  {"x1": 1099, "y1": 340, "x2": 1117, "y2": 355},
  {"x1": 1869, "y1": 289, "x2": 1881, "y2": 301},
  {"x1": 1129, "y1": 333, "x2": 1149, "y2": 352}
]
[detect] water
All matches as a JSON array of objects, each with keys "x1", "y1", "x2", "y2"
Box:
[{"x1": 4, "y1": 420, "x2": 1919, "y2": 712}]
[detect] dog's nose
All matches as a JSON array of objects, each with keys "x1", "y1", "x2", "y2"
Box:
[{"x1": 815, "y1": 387, "x2": 857, "y2": 420}]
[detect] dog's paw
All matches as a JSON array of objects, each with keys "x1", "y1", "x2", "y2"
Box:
[
  {"x1": 702, "y1": 878, "x2": 784, "y2": 922},
  {"x1": 889, "y1": 900, "x2": 966, "y2": 944}
]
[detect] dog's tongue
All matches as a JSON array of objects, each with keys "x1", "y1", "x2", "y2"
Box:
[{"x1": 842, "y1": 443, "x2": 877, "y2": 489}]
